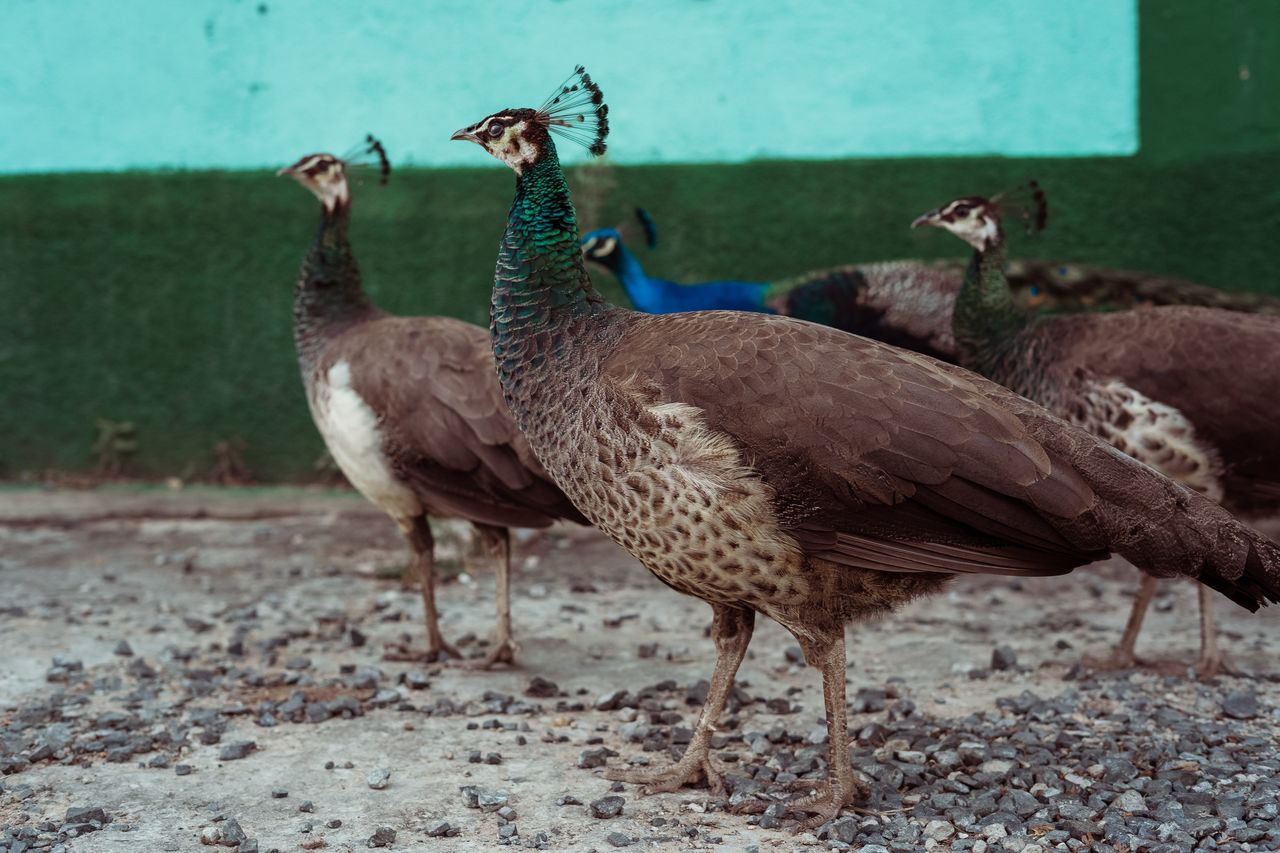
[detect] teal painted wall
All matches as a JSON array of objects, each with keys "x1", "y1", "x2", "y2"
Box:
[{"x1": 2, "y1": 0, "x2": 1136, "y2": 172}]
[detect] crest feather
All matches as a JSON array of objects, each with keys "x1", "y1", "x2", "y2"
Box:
[
  {"x1": 339, "y1": 134, "x2": 392, "y2": 185},
  {"x1": 538, "y1": 65, "x2": 609, "y2": 156},
  {"x1": 994, "y1": 180, "x2": 1048, "y2": 236}
]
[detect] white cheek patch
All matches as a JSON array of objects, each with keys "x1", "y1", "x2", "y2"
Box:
[{"x1": 597, "y1": 237, "x2": 617, "y2": 256}]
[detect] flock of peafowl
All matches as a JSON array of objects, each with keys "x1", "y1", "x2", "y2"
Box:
[{"x1": 279, "y1": 68, "x2": 1280, "y2": 828}]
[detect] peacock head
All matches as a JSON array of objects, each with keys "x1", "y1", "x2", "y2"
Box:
[
  {"x1": 581, "y1": 228, "x2": 624, "y2": 271},
  {"x1": 912, "y1": 182, "x2": 1047, "y2": 252},
  {"x1": 279, "y1": 135, "x2": 390, "y2": 213},
  {"x1": 911, "y1": 197, "x2": 1002, "y2": 252},
  {"x1": 452, "y1": 66, "x2": 608, "y2": 175}
]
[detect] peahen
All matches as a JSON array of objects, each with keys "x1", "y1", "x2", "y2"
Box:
[
  {"x1": 281, "y1": 137, "x2": 585, "y2": 668},
  {"x1": 913, "y1": 186, "x2": 1280, "y2": 677},
  {"x1": 453, "y1": 67, "x2": 1280, "y2": 826},
  {"x1": 583, "y1": 212, "x2": 1280, "y2": 363}
]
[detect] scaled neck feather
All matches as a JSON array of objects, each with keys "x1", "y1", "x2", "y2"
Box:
[
  {"x1": 293, "y1": 199, "x2": 378, "y2": 370},
  {"x1": 491, "y1": 146, "x2": 608, "y2": 402},
  {"x1": 952, "y1": 235, "x2": 1030, "y2": 380}
]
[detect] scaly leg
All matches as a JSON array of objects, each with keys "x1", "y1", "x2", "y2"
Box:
[
  {"x1": 781, "y1": 628, "x2": 868, "y2": 831},
  {"x1": 457, "y1": 523, "x2": 518, "y2": 670},
  {"x1": 385, "y1": 516, "x2": 462, "y2": 662},
  {"x1": 1194, "y1": 585, "x2": 1232, "y2": 679},
  {"x1": 1087, "y1": 574, "x2": 1158, "y2": 670},
  {"x1": 605, "y1": 605, "x2": 755, "y2": 795}
]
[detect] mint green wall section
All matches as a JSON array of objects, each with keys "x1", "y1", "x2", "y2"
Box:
[
  {"x1": 2, "y1": 0, "x2": 1135, "y2": 172},
  {"x1": 1, "y1": 1, "x2": 1277, "y2": 480}
]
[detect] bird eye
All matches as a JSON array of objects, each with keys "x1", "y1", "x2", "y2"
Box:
[
  {"x1": 952, "y1": 203, "x2": 972, "y2": 217},
  {"x1": 487, "y1": 121, "x2": 506, "y2": 139}
]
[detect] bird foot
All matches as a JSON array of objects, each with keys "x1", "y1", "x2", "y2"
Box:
[
  {"x1": 381, "y1": 637, "x2": 464, "y2": 665},
  {"x1": 782, "y1": 777, "x2": 871, "y2": 833},
  {"x1": 1193, "y1": 652, "x2": 1241, "y2": 681},
  {"x1": 451, "y1": 636, "x2": 519, "y2": 670},
  {"x1": 1082, "y1": 650, "x2": 1145, "y2": 672},
  {"x1": 604, "y1": 748, "x2": 724, "y2": 796}
]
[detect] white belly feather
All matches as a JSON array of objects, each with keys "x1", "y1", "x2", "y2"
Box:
[{"x1": 308, "y1": 360, "x2": 421, "y2": 519}]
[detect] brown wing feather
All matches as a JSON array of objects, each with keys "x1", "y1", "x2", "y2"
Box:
[
  {"x1": 320, "y1": 316, "x2": 585, "y2": 528},
  {"x1": 1029, "y1": 306, "x2": 1280, "y2": 514},
  {"x1": 598, "y1": 310, "x2": 1280, "y2": 606}
]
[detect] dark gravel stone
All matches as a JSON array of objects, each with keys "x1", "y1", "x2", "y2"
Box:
[
  {"x1": 991, "y1": 645, "x2": 1018, "y2": 671},
  {"x1": 590, "y1": 795, "x2": 626, "y2": 819},
  {"x1": 367, "y1": 826, "x2": 396, "y2": 847},
  {"x1": 578, "y1": 747, "x2": 615, "y2": 768},
  {"x1": 606, "y1": 831, "x2": 633, "y2": 847},
  {"x1": 298, "y1": 801, "x2": 314, "y2": 813},
  {"x1": 1222, "y1": 690, "x2": 1259, "y2": 720},
  {"x1": 426, "y1": 819, "x2": 453, "y2": 837},
  {"x1": 175, "y1": 764, "x2": 194, "y2": 776},
  {"x1": 221, "y1": 818, "x2": 247, "y2": 846},
  {"x1": 218, "y1": 741, "x2": 256, "y2": 761},
  {"x1": 525, "y1": 676, "x2": 559, "y2": 698},
  {"x1": 271, "y1": 788, "x2": 288, "y2": 799},
  {"x1": 113, "y1": 641, "x2": 134, "y2": 656},
  {"x1": 65, "y1": 806, "x2": 108, "y2": 826}
]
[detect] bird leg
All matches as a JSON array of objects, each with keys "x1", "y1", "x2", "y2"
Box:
[
  {"x1": 385, "y1": 516, "x2": 462, "y2": 663},
  {"x1": 604, "y1": 605, "x2": 754, "y2": 795},
  {"x1": 456, "y1": 523, "x2": 518, "y2": 670},
  {"x1": 1086, "y1": 574, "x2": 1158, "y2": 670},
  {"x1": 1193, "y1": 585, "x2": 1238, "y2": 679},
  {"x1": 778, "y1": 628, "x2": 868, "y2": 831}
]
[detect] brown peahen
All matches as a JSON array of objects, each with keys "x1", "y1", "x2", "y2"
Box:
[
  {"x1": 281, "y1": 138, "x2": 585, "y2": 668},
  {"x1": 913, "y1": 187, "x2": 1280, "y2": 677},
  {"x1": 453, "y1": 69, "x2": 1280, "y2": 827}
]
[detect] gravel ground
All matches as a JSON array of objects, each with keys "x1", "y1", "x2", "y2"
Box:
[{"x1": 1, "y1": 487, "x2": 1278, "y2": 853}]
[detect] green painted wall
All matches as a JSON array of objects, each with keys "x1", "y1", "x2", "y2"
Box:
[{"x1": 3, "y1": 1, "x2": 1278, "y2": 480}]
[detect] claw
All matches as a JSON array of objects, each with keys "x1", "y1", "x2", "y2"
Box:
[
  {"x1": 452, "y1": 637, "x2": 519, "y2": 670},
  {"x1": 381, "y1": 636, "x2": 463, "y2": 664},
  {"x1": 604, "y1": 748, "x2": 724, "y2": 796}
]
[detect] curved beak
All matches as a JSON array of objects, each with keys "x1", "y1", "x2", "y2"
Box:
[
  {"x1": 451, "y1": 127, "x2": 481, "y2": 144},
  {"x1": 275, "y1": 166, "x2": 293, "y2": 177},
  {"x1": 911, "y1": 210, "x2": 941, "y2": 229}
]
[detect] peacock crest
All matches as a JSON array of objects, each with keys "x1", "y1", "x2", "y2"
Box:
[{"x1": 539, "y1": 65, "x2": 610, "y2": 156}]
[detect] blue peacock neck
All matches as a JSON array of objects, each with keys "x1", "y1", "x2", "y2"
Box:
[
  {"x1": 952, "y1": 233, "x2": 1030, "y2": 383},
  {"x1": 293, "y1": 199, "x2": 378, "y2": 373}
]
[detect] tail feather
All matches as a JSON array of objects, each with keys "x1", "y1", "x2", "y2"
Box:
[{"x1": 1062, "y1": 438, "x2": 1280, "y2": 612}]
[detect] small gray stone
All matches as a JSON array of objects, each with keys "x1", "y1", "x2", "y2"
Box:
[
  {"x1": 271, "y1": 788, "x2": 288, "y2": 799},
  {"x1": 478, "y1": 790, "x2": 509, "y2": 812},
  {"x1": 1222, "y1": 690, "x2": 1259, "y2": 720},
  {"x1": 426, "y1": 820, "x2": 453, "y2": 837},
  {"x1": 220, "y1": 819, "x2": 247, "y2": 847},
  {"x1": 606, "y1": 831, "x2": 633, "y2": 847},
  {"x1": 1111, "y1": 790, "x2": 1148, "y2": 814},
  {"x1": 218, "y1": 741, "x2": 256, "y2": 761},
  {"x1": 367, "y1": 826, "x2": 396, "y2": 847},
  {"x1": 590, "y1": 795, "x2": 625, "y2": 819},
  {"x1": 991, "y1": 646, "x2": 1017, "y2": 671},
  {"x1": 366, "y1": 767, "x2": 391, "y2": 789}
]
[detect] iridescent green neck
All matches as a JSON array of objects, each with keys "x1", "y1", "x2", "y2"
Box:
[
  {"x1": 293, "y1": 200, "x2": 378, "y2": 369},
  {"x1": 952, "y1": 235, "x2": 1029, "y2": 380},
  {"x1": 491, "y1": 147, "x2": 607, "y2": 393}
]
